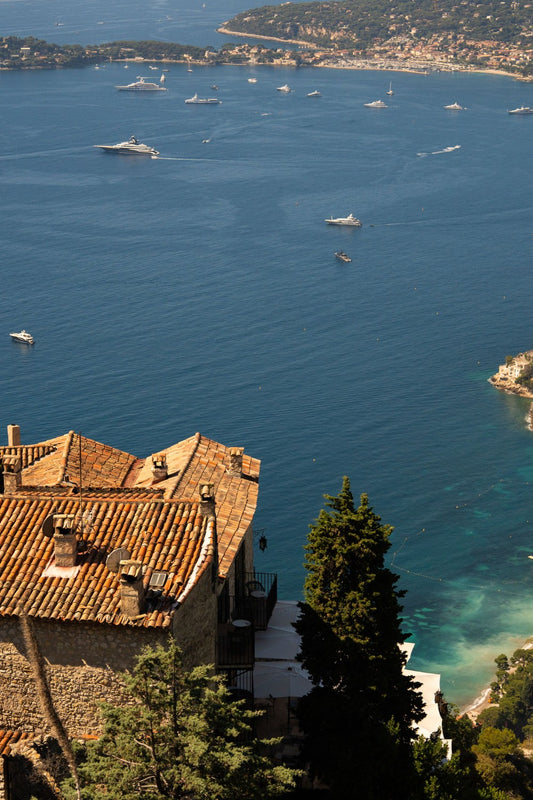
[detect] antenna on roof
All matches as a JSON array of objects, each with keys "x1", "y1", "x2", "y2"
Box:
[{"x1": 106, "y1": 547, "x2": 131, "y2": 573}]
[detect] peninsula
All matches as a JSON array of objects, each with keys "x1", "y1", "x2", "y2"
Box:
[{"x1": 490, "y1": 351, "x2": 533, "y2": 399}]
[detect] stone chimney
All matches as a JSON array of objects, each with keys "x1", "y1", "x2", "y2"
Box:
[
  {"x1": 7, "y1": 424, "x2": 20, "y2": 447},
  {"x1": 151, "y1": 453, "x2": 168, "y2": 482},
  {"x1": 199, "y1": 483, "x2": 215, "y2": 517},
  {"x1": 53, "y1": 514, "x2": 78, "y2": 567},
  {"x1": 2, "y1": 455, "x2": 21, "y2": 493},
  {"x1": 227, "y1": 447, "x2": 244, "y2": 477},
  {"x1": 119, "y1": 560, "x2": 145, "y2": 617}
]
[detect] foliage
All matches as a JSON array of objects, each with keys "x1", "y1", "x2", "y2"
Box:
[
  {"x1": 294, "y1": 478, "x2": 424, "y2": 799},
  {"x1": 479, "y1": 649, "x2": 533, "y2": 741},
  {"x1": 61, "y1": 640, "x2": 298, "y2": 800},
  {"x1": 473, "y1": 726, "x2": 533, "y2": 797}
]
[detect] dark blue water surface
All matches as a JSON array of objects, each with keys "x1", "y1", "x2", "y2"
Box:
[{"x1": 1, "y1": 0, "x2": 533, "y2": 707}]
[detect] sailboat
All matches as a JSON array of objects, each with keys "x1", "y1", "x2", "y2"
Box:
[
  {"x1": 386, "y1": 81, "x2": 394, "y2": 96},
  {"x1": 160, "y1": 73, "x2": 166, "y2": 84}
]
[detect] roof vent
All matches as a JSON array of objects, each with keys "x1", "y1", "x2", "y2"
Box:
[{"x1": 2, "y1": 454, "x2": 21, "y2": 493}]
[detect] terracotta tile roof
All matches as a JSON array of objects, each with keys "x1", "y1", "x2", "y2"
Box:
[
  {"x1": 0, "y1": 729, "x2": 31, "y2": 756},
  {"x1": 0, "y1": 432, "x2": 137, "y2": 488},
  {"x1": 1, "y1": 430, "x2": 260, "y2": 587},
  {"x1": 0, "y1": 492, "x2": 214, "y2": 628}
]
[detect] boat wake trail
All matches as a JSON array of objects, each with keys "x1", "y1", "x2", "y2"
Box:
[{"x1": 417, "y1": 145, "x2": 461, "y2": 157}]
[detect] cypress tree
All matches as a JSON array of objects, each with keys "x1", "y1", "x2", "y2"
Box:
[{"x1": 294, "y1": 477, "x2": 424, "y2": 799}]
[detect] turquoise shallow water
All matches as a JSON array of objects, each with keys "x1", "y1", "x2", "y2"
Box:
[{"x1": 0, "y1": 0, "x2": 532, "y2": 707}]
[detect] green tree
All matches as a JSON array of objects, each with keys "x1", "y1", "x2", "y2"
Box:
[
  {"x1": 61, "y1": 640, "x2": 298, "y2": 800},
  {"x1": 473, "y1": 726, "x2": 533, "y2": 797},
  {"x1": 294, "y1": 477, "x2": 424, "y2": 799}
]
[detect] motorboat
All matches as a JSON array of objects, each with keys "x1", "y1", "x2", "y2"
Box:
[
  {"x1": 94, "y1": 136, "x2": 159, "y2": 156},
  {"x1": 211, "y1": 84, "x2": 219, "y2": 90},
  {"x1": 334, "y1": 251, "x2": 352, "y2": 263},
  {"x1": 444, "y1": 102, "x2": 463, "y2": 110},
  {"x1": 248, "y1": 77, "x2": 257, "y2": 83},
  {"x1": 325, "y1": 213, "x2": 362, "y2": 227},
  {"x1": 10, "y1": 330, "x2": 34, "y2": 344},
  {"x1": 508, "y1": 106, "x2": 533, "y2": 115},
  {"x1": 277, "y1": 84, "x2": 291, "y2": 93},
  {"x1": 364, "y1": 99, "x2": 387, "y2": 108},
  {"x1": 115, "y1": 76, "x2": 167, "y2": 91},
  {"x1": 185, "y1": 93, "x2": 221, "y2": 104},
  {"x1": 307, "y1": 90, "x2": 321, "y2": 97}
]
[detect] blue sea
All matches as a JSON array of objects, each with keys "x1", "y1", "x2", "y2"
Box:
[{"x1": 1, "y1": 0, "x2": 532, "y2": 708}]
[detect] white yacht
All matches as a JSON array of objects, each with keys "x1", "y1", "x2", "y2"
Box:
[
  {"x1": 444, "y1": 102, "x2": 463, "y2": 110},
  {"x1": 94, "y1": 136, "x2": 159, "y2": 156},
  {"x1": 248, "y1": 77, "x2": 257, "y2": 83},
  {"x1": 364, "y1": 99, "x2": 387, "y2": 108},
  {"x1": 185, "y1": 93, "x2": 221, "y2": 104},
  {"x1": 115, "y1": 76, "x2": 167, "y2": 91},
  {"x1": 325, "y1": 213, "x2": 362, "y2": 227},
  {"x1": 307, "y1": 90, "x2": 321, "y2": 97},
  {"x1": 277, "y1": 84, "x2": 291, "y2": 93},
  {"x1": 10, "y1": 330, "x2": 35, "y2": 344},
  {"x1": 508, "y1": 106, "x2": 533, "y2": 115}
]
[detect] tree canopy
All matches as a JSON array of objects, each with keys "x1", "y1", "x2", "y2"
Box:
[
  {"x1": 61, "y1": 640, "x2": 298, "y2": 800},
  {"x1": 293, "y1": 477, "x2": 424, "y2": 799}
]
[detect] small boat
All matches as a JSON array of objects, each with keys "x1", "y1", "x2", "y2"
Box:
[
  {"x1": 307, "y1": 90, "x2": 321, "y2": 97},
  {"x1": 508, "y1": 106, "x2": 533, "y2": 115},
  {"x1": 444, "y1": 102, "x2": 463, "y2": 110},
  {"x1": 334, "y1": 251, "x2": 352, "y2": 263},
  {"x1": 10, "y1": 330, "x2": 35, "y2": 344},
  {"x1": 185, "y1": 93, "x2": 221, "y2": 104},
  {"x1": 277, "y1": 84, "x2": 291, "y2": 93},
  {"x1": 115, "y1": 76, "x2": 167, "y2": 91},
  {"x1": 160, "y1": 73, "x2": 166, "y2": 83},
  {"x1": 364, "y1": 99, "x2": 387, "y2": 108},
  {"x1": 248, "y1": 77, "x2": 257, "y2": 83},
  {"x1": 94, "y1": 136, "x2": 159, "y2": 156},
  {"x1": 386, "y1": 81, "x2": 394, "y2": 96},
  {"x1": 211, "y1": 84, "x2": 219, "y2": 90},
  {"x1": 325, "y1": 213, "x2": 362, "y2": 227}
]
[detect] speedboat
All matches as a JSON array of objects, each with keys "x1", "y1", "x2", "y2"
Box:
[
  {"x1": 508, "y1": 106, "x2": 533, "y2": 115},
  {"x1": 364, "y1": 99, "x2": 387, "y2": 108},
  {"x1": 444, "y1": 102, "x2": 463, "y2": 110},
  {"x1": 307, "y1": 90, "x2": 321, "y2": 97},
  {"x1": 185, "y1": 93, "x2": 221, "y2": 104},
  {"x1": 334, "y1": 251, "x2": 352, "y2": 263},
  {"x1": 325, "y1": 213, "x2": 362, "y2": 227},
  {"x1": 115, "y1": 76, "x2": 167, "y2": 91},
  {"x1": 277, "y1": 84, "x2": 291, "y2": 93},
  {"x1": 94, "y1": 136, "x2": 159, "y2": 156},
  {"x1": 248, "y1": 77, "x2": 257, "y2": 83},
  {"x1": 10, "y1": 330, "x2": 34, "y2": 344}
]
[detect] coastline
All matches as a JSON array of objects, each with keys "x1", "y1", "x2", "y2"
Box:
[
  {"x1": 216, "y1": 26, "x2": 525, "y2": 80},
  {"x1": 462, "y1": 638, "x2": 533, "y2": 722}
]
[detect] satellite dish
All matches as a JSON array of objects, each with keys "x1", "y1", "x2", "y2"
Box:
[
  {"x1": 106, "y1": 547, "x2": 131, "y2": 573},
  {"x1": 42, "y1": 515, "x2": 56, "y2": 537}
]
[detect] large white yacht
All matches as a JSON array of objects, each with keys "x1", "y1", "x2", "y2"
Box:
[
  {"x1": 508, "y1": 106, "x2": 533, "y2": 115},
  {"x1": 444, "y1": 102, "x2": 464, "y2": 110},
  {"x1": 115, "y1": 76, "x2": 167, "y2": 91},
  {"x1": 10, "y1": 330, "x2": 35, "y2": 344},
  {"x1": 364, "y1": 99, "x2": 387, "y2": 108},
  {"x1": 325, "y1": 213, "x2": 362, "y2": 227},
  {"x1": 185, "y1": 93, "x2": 221, "y2": 104},
  {"x1": 94, "y1": 136, "x2": 159, "y2": 156}
]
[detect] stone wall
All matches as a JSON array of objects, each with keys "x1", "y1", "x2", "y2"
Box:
[{"x1": 0, "y1": 568, "x2": 217, "y2": 739}]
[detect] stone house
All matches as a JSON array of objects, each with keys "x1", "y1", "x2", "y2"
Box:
[{"x1": 0, "y1": 425, "x2": 274, "y2": 797}]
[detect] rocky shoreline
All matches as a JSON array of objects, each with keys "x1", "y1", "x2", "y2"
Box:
[{"x1": 489, "y1": 350, "x2": 533, "y2": 401}]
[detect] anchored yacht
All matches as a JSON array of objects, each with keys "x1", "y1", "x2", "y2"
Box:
[
  {"x1": 10, "y1": 330, "x2": 34, "y2": 344},
  {"x1": 115, "y1": 76, "x2": 167, "y2": 91},
  {"x1": 325, "y1": 213, "x2": 362, "y2": 227}
]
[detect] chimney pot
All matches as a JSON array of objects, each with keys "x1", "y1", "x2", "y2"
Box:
[
  {"x1": 53, "y1": 514, "x2": 78, "y2": 567},
  {"x1": 119, "y1": 560, "x2": 145, "y2": 617},
  {"x1": 7, "y1": 425, "x2": 20, "y2": 447},
  {"x1": 151, "y1": 453, "x2": 168, "y2": 482},
  {"x1": 199, "y1": 483, "x2": 215, "y2": 516},
  {"x1": 227, "y1": 447, "x2": 244, "y2": 477},
  {"x1": 2, "y1": 454, "x2": 22, "y2": 493}
]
